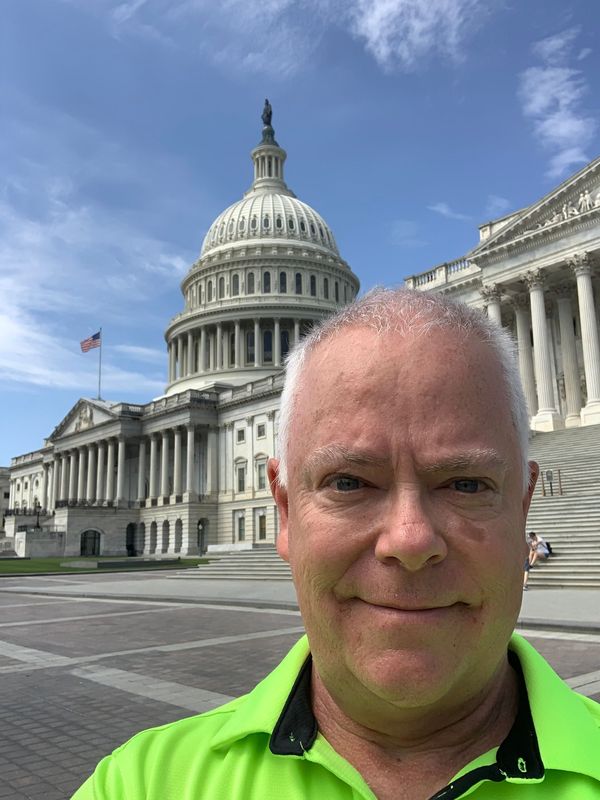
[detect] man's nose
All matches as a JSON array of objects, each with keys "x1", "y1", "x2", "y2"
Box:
[{"x1": 373, "y1": 489, "x2": 447, "y2": 571}]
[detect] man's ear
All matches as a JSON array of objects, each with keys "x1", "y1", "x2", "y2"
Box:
[
  {"x1": 268, "y1": 458, "x2": 289, "y2": 563},
  {"x1": 523, "y1": 460, "x2": 539, "y2": 516}
]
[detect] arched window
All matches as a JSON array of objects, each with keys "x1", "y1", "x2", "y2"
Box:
[
  {"x1": 228, "y1": 219, "x2": 234, "y2": 235},
  {"x1": 207, "y1": 280, "x2": 213, "y2": 302},
  {"x1": 310, "y1": 275, "x2": 316, "y2": 297},
  {"x1": 300, "y1": 220, "x2": 306, "y2": 233},
  {"x1": 218, "y1": 276, "x2": 225, "y2": 299},
  {"x1": 247, "y1": 272, "x2": 255, "y2": 294},
  {"x1": 263, "y1": 271, "x2": 271, "y2": 293},
  {"x1": 230, "y1": 331, "x2": 235, "y2": 365},
  {"x1": 295, "y1": 273, "x2": 302, "y2": 295},
  {"x1": 288, "y1": 217, "x2": 295, "y2": 231},
  {"x1": 310, "y1": 222, "x2": 316, "y2": 236},
  {"x1": 251, "y1": 216, "x2": 258, "y2": 231},
  {"x1": 279, "y1": 271, "x2": 287, "y2": 293},
  {"x1": 238, "y1": 216, "x2": 246, "y2": 232},
  {"x1": 323, "y1": 277, "x2": 329, "y2": 299},
  {"x1": 219, "y1": 222, "x2": 225, "y2": 241},
  {"x1": 335, "y1": 281, "x2": 339, "y2": 302},
  {"x1": 232, "y1": 274, "x2": 240, "y2": 296},
  {"x1": 263, "y1": 215, "x2": 270, "y2": 229},
  {"x1": 276, "y1": 215, "x2": 283, "y2": 230},
  {"x1": 263, "y1": 330, "x2": 273, "y2": 364},
  {"x1": 281, "y1": 329, "x2": 290, "y2": 359}
]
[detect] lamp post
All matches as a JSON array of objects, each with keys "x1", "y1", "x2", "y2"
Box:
[{"x1": 34, "y1": 501, "x2": 41, "y2": 530}]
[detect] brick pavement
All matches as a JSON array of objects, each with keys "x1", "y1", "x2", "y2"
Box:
[{"x1": 0, "y1": 588, "x2": 598, "y2": 799}]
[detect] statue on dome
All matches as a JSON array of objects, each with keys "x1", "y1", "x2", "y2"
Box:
[{"x1": 261, "y1": 98, "x2": 273, "y2": 127}]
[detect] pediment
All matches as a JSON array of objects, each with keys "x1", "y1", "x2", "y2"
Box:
[
  {"x1": 472, "y1": 157, "x2": 600, "y2": 256},
  {"x1": 49, "y1": 399, "x2": 116, "y2": 441}
]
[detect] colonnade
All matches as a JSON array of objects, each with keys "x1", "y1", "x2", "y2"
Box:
[
  {"x1": 26, "y1": 424, "x2": 216, "y2": 511},
  {"x1": 480, "y1": 252, "x2": 600, "y2": 429},
  {"x1": 168, "y1": 316, "x2": 304, "y2": 382}
]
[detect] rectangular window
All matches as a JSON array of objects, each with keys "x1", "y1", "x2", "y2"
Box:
[
  {"x1": 238, "y1": 515, "x2": 245, "y2": 541},
  {"x1": 237, "y1": 466, "x2": 246, "y2": 493},
  {"x1": 236, "y1": 428, "x2": 245, "y2": 443},
  {"x1": 257, "y1": 463, "x2": 266, "y2": 490},
  {"x1": 257, "y1": 423, "x2": 266, "y2": 438},
  {"x1": 258, "y1": 515, "x2": 266, "y2": 540}
]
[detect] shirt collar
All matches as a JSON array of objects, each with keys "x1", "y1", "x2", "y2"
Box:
[{"x1": 211, "y1": 633, "x2": 600, "y2": 786}]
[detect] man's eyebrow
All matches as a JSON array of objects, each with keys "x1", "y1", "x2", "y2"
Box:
[
  {"x1": 302, "y1": 445, "x2": 386, "y2": 479},
  {"x1": 418, "y1": 450, "x2": 509, "y2": 474}
]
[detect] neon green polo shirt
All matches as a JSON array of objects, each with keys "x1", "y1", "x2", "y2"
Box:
[{"x1": 72, "y1": 634, "x2": 600, "y2": 799}]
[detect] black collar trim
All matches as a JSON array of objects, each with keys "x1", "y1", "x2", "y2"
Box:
[
  {"x1": 269, "y1": 650, "x2": 545, "y2": 792},
  {"x1": 269, "y1": 654, "x2": 317, "y2": 756}
]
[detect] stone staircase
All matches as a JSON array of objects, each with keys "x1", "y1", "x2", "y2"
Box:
[
  {"x1": 192, "y1": 545, "x2": 292, "y2": 581},
  {"x1": 526, "y1": 424, "x2": 600, "y2": 588}
]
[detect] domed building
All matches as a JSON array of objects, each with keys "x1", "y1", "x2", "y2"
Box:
[
  {"x1": 5, "y1": 104, "x2": 359, "y2": 558},
  {"x1": 165, "y1": 110, "x2": 356, "y2": 395}
]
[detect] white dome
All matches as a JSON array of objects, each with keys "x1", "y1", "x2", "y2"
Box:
[{"x1": 200, "y1": 193, "x2": 340, "y2": 258}]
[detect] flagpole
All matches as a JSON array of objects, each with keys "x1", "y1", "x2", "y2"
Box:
[{"x1": 98, "y1": 327, "x2": 103, "y2": 400}]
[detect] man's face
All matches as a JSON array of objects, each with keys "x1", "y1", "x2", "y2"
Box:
[{"x1": 271, "y1": 326, "x2": 537, "y2": 713}]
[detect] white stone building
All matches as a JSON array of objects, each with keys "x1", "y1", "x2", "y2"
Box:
[
  {"x1": 5, "y1": 108, "x2": 360, "y2": 558},
  {"x1": 406, "y1": 157, "x2": 600, "y2": 432}
]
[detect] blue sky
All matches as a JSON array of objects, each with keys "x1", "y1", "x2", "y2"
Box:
[{"x1": 1, "y1": 0, "x2": 599, "y2": 465}]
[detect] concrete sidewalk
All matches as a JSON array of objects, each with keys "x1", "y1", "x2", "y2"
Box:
[{"x1": 1, "y1": 571, "x2": 599, "y2": 633}]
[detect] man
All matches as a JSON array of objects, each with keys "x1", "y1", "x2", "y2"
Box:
[{"x1": 72, "y1": 289, "x2": 600, "y2": 799}]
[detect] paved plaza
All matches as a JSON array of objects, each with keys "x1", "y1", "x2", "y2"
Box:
[{"x1": 0, "y1": 571, "x2": 599, "y2": 799}]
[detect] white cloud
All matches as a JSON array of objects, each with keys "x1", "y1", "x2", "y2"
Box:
[
  {"x1": 519, "y1": 28, "x2": 597, "y2": 179},
  {"x1": 485, "y1": 194, "x2": 511, "y2": 218},
  {"x1": 345, "y1": 0, "x2": 488, "y2": 71},
  {"x1": 390, "y1": 219, "x2": 427, "y2": 247},
  {"x1": 0, "y1": 103, "x2": 193, "y2": 397},
  {"x1": 427, "y1": 202, "x2": 470, "y2": 221},
  {"x1": 63, "y1": 0, "x2": 492, "y2": 75}
]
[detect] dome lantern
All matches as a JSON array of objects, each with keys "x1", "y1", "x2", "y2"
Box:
[{"x1": 246, "y1": 99, "x2": 293, "y2": 198}]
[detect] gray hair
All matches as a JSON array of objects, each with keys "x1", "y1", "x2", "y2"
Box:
[{"x1": 277, "y1": 287, "x2": 530, "y2": 489}]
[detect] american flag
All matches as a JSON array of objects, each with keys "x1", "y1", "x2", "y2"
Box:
[{"x1": 80, "y1": 331, "x2": 101, "y2": 353}]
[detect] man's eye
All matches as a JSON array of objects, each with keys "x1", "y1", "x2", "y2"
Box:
[
  {"x1": 451, "y1": 479, "x2": 485, "y2": 494},
  {"x1": 330, "y1": 476, "x2": 363, "y2": 492}
]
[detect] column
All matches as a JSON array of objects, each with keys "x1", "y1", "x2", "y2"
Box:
[
  {"x1": 86, "y1": 444, "x2": 96, "y2": 502},
  {"x1": 176, "y1": 337, "x2": 182, "y2": 379},
  {"x1": 268, "y1": 409, "x2": 277, "y2": 458},
  {"x1": 206, "y1": 427, "x2": 218, "y2": 495},
  {"x1": 186, "y1": 424, "x2": 195, "y2": 495},
  {"x1": 116, "y1": 437, "x2": 126, "y2": 504},
  {"x1": 168, "y1": 341, "x2": 173, "y2": 382},
  {"x1": 41, "y1": 465, "x2": 48, "y2": 510},
  {"x1": 149, "y1": 435, "x2": 158, "y2": 499},
  {"x1": 216, "y1": 323, "x2": 223, "y2": 370},
  {"x1": 161, "y1": 430, "x2": 170, "y2": 497},
  {"x1": 96, "y1": 442, "x2": 106, "y2": 502},
  {"x1": 60, "y1": 454, "x2": 68, "y2": 501},
  {"x1": 480, "y1": 285, "x2": 502, "y2": 326},
  {"x1": 294, "y1": 318, "x2": 300, "y2": 345},
  {"x1": 187, "y1": 332, "x2": 194, "y2": 375},
  {"x1": 137, "y1": 439, "x2": 146, "y2": 501},
  {"x1": 77, "y1": 447, "x2": 86, "y2": 502},
  {"x1": 254, "y1": 319, "x2": 260, "y2": 367},
  {"x1": 274, "y1": 318, "x2": 281, "y2": 367},
  {"x1": 209, "y1": 331, "x2": 215, "y2": 371},
  {"x1": 512, "y1": 296, "x2": 538, "y2": 419},
  {"x1": 234, "y1": 321, "x2": 240, "y2": 368},
  {"x1": 555, "y1": 285, "x2": 582, "y2": 427},
  {"x1": 570, "y1": 253, "x2": 600, "y2": 424},
  {"x1": 173, "y1": 427, "x2": 182, "y2": 496},
  {"x1": 525, "y1": 269, "x2": 563, "y2": 431},
  {"x1": 199, "y1": 327, "x2": 206, "y2": 373},
  {"x1": 68, "y1": 450, "x2": 77, "y2": 502},
  {"x1": 106, "y1": 439, "x2": 115, "y2": 503},
  {"x1": 50, "y1": 456, "x2": 59, "y2": 509}
]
